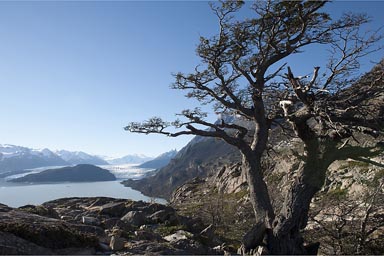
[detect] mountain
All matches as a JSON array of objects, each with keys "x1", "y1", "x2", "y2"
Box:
[
  {"x1": 122, "y1": 135, "x2": 241, "y2": 199},
  {"x1": 0, "y1": 144, "x2": 108, "y2": 174},
  {"x1": 55, "y1": 150, "x2": 109, "y2": 165},
  {"x1": 10, "y1": 164, "x2": 116, "y2": 183},
  {"x1": 0, "y1": 145, "x2": 68, "y2": 174},
  {"x1": 138, "y1": 150, "x2": 178, "y2": 169},
  {"x1": 106, "y1": 154, "x2": 154, "y2": 165}
]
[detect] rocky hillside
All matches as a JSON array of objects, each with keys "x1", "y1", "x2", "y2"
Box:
[
  {"x1": 0, "y1": 197, "x2": 229, "y2": 255},
  {"x1": 170, "y1": 133, "x2": 384, "y2": 254}
]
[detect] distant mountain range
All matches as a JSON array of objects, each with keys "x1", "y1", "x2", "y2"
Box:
[
  {"x1": 0, "y1": 144, "x2": 108, "y2": 174},
  {"x1": 0, "y1": 144, "x2": 175, "y2": 175},
  {"x1": 105, "y1": 154, "x2": 154, "y2": 165},
  {"x1": 55, "y1": 150, "x2": 108, "y2": 165}
]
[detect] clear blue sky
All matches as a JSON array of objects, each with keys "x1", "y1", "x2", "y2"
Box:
[{"x1": 0, "y1": 1, "x2": 383, "y2": 158}]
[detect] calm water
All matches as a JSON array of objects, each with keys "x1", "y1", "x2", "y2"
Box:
[
  {"x1": 0, "y1": 180, "x2": 166, "y2": 207},
  {"x1": 0, "y1": 165, "x2": 165, "y2": 207}
]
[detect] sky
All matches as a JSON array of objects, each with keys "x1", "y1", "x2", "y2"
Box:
[{"x1": 0, "y1": 1, "x2": 383, "y2": 158}]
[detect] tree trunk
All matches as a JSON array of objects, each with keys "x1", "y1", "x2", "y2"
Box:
[
  {"x1": 269, "y1": 139, "x2": 335, "y2": 254},
  {"x1": 240, "y1": 97, "x2": 276, "y2": 252},
  {"x1": 269, "y1": 164, "x2": 323, "y2": 254},
  {"x1": 241, "y1": 152, "x2": 275, "y2": 252}
]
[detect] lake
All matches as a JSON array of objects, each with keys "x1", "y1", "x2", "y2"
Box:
[{"x1": 0, "y1": 164, "x2": 166, "y2": 207}]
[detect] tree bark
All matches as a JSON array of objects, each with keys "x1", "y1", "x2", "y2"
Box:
[
  {"x1": 270, "y1": 165, "x2": 322, "y2": 254},
  {"x1": 241, "y1": 151, "x2": 275, "y2": 252},
  {"x1": 269, "y1": 138, "x2": 335, "y2": 254}
]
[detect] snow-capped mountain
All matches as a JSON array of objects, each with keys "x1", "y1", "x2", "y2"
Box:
[
  {"x1": 0, "y1": 144, "x2": 28, "y2": 159},
  {"x1": 106, "y1": 154, "x2": 154, "y2": 165},
  {"x1": 0, "y1": 144, "x2": 107, "y2": 174},
  {"x1": 0, "y1": 144, "x2": 61, "y2": 160},
  {"x1": 55, "y1": 150, "x2": 109, "y2": 165},
  {"x1": 33, "y1": 148, "x2": 57, "y2": 158},
  {"x1": 0, "y1": 144, "x2": 68, "y2": 174}
]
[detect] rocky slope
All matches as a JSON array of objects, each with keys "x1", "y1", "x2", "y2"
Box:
[
  {"x1": 169, "y1": 134, "x2": 384, "y2": 254},
  {"x1": 0, "y1": 197, "x2": 227, "y2": 255}
]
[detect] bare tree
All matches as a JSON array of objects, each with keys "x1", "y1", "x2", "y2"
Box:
[{"x1": 125, "y1": 0, "x2": 383, "y2": 253}]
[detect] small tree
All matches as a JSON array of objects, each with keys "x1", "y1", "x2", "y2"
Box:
[{"x1": 125, "y1": 1, "x2": 383, "y2": 253}]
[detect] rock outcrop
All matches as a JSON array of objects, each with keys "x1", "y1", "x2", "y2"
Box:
[
  {"x1": 0, "y1": 204, "x2": 98, "y2": 254},
  {"x1": 0, "y1": 197, "x2": 226, "y2": 255}
]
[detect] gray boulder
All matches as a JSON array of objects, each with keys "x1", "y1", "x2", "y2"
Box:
[
  {"x1": 99, "y1": 202, "x2": 127, "y2": 217},
  {"x1": 121, "y1": 211, "x2": 147, "y2": 227},
  {"x1": 102, "y1": 217, "x2": 134, "y2": 231},
  {"x1": 149, "y1": 208, "x2": 178, "y2": 224}
]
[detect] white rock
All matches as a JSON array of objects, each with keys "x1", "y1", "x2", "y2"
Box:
[{"x1": 163, "y1": 230, "x2": 193, "y2": 243}]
